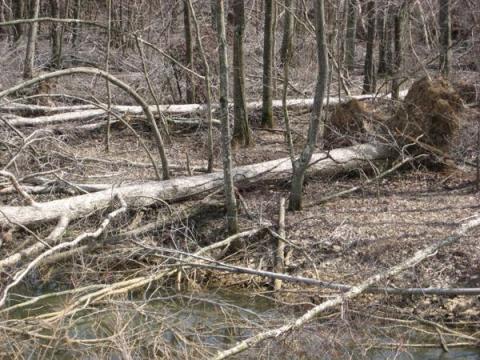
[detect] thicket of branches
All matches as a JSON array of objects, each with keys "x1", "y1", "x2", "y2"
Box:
[{"x1": 0, "y1": 0, "x2": 478, "y2": 358}]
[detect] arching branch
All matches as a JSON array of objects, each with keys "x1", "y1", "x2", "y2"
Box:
[{"x1": 0, "y1": 67, "x2": 170, "y2": 179}]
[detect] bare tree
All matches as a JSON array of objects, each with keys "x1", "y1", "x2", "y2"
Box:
[
  {"x1": 392, "y1": 0, "x2": 413, "y2": 100},
  {"x1": 438, "y1": 0, "x2": 451, "y2": 76},
  {"x1": 183, "y1": 0, "x2": 195, "y2": 103},
  {"x1": 72, "y1": 0, "x2": 82, "y2": 47},
  {"x1": 211, "y1": 0, "x2": 217, "y2": 30},
  {"x1": 216, "y1": 0, "x2": 238, "y2": 233},
  {"x1": 12, "y1": 0, "x2": 26, "y2": 42},
  {"x1": 262, "y1": 0, "x2": 274, "y2": 128},
  {"x1": 377, "y1": 4, "x2": 391, "y2": 76},
  {"x1": 344, "y1": 0, "x2": 357, "y2": 71},
  {"x1": 49, "y1": 0, "x2": 63, "y2": 69},
  {"x1": 289, "y1": 0, "x2": 329, "y2": 211},
  {"x1": 280, "y1": 0, "x2": 296, "y2": 66},
  {"x1": 232, "y1": 0, "x2": 251, "y2": 147},
  {"x1": 362, "y1": 0, "x2": 376, "y2": 93},
  {"x1": 23, "y1": 0, "x2": 40, "y2": 79},
  {"x1": 187, "y1": 0, "x2": 215, "y2": 172}
]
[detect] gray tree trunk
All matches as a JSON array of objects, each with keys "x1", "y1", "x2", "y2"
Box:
[
  {"x1": 438, "y1": 0, "x2": 451, "y2": 76},
  {"x1": 23, "y1": 0, "x2": 40, "y2": 79},
  {"x1": 187, "y1": 0, "x2": 215, "y2": 172},
  {"x1": 344, "y1": 0, "x2": 357, "y2": 71},
  {"x1": 262, "y1": 0, "x2": 274, "y2": 128},
  {"x1": 183, "y1": 0, "x2": 195, "y2": 103},
  {"x1": 232, "y1": 0, "x2": 251, "y2": 147},
  {"x1": 384, "y1": 5, "x2": 395, "y2": 74},
  {"x1": 362, "y1": 0, "x2": 376, "y2": 94},
  {"x1": 377, "y1": 6, "x2": 389, "y2": 76},
  {"x1": 12, "y1": 0, "x2": 25, "y2": 41},
  {"x1": 216, "y1": 0, "x2": 238, "y2": 234},
  {"x1": 49, "y1": 0, "x2": 63, "y2": 69},
  {"x1": 289, "y1": 0, "x2": 329, "y2": 211},
  {"x1": 280, "y1": 0, "x2": 296, "y2": 66},
  {"x1": 392, "y1": 0, "x2": 412, "y2": 100},
  {"x1": 72, "y1": 0, "x2": 81, "y2": 47}
]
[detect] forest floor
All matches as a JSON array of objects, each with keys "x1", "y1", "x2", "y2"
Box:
[
  {"x1": 2, "y1": 96, "x2": 478, "y2": 316},
  {"x1": 0, "y1": 47, "x2": 479, "y2": 356}
]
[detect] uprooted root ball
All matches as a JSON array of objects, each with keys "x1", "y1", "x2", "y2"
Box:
[
  {"x1": 454, "y1": 80, "x2": 479, "y2": 105},
  {"x1": 324, "y1": 99, "x2": 382, "y2": 148},
  {"x1": 389, "y1": 77, "x2": 463, "y2": 154}
]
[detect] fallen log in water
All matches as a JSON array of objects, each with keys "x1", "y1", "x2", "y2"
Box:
[
  {"x1": 0, "y1": 91, "x2": 407, "y2": 127},
  {"x1": 0, "y1": 143, "x2": 391, "y2": 226}
]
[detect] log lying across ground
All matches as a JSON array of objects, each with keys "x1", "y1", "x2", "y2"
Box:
[
  {"x1": 0, "y1": 143, "x2": 391, "y2": 226},
  {"x1": 0, "y1": 91, "x2": 408, "y2": 127}
]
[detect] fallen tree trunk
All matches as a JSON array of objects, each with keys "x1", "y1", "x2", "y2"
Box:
[
  {"x1": 0, "y1": 143, "x2": 391, "y2": 226},
  {"x1": 0, "y1": 91, "x2": 408, "y2": 128}
]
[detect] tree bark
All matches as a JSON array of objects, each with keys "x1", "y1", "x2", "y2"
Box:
[
  {"x1": 261, "y1": 0, "x2": 274, "y2": 128},
  {"x1": 0, "y1": 2, "x2": 7, "y2": 36},
  {"x1": 23, "y1": 0, "x2": 40, "y2": 79},
  {"x1": 392, "y1": 0, "x2": 413, "y2": 100},
  {"x1": 438, "y1": 0, "x2": 451, "y2": 76},
  {"x1": 186, "y1": 0, "x2": 215, "y2": 171},
  {"x1": 377, "y1": 5, "x2": 389, "y2": 76},
  {"x1": 216, "y1": 0, "x2": 238, "y2": 234},
  {"x1": 289, "y1": 0, "x2": 329, "y2": 211},
  {"x1": 12, "y1": 0, "x2": 25, "y2": 41},
  {"x1": 231, "y1": 0, "x2": 251, "y2": 147},
  {"x1": 183, "y1": 0, "x2": 195, "y2": 103},
  {"x1": 72, "y1": 0, "x2": 81, "y2": 47},
  {"x1": 210, "y1": 0, "x2": 217, "y2": 30},
  {"x1": 384, "y1": 4, "x2": 395, "y2": 74},
  {"x1": 280, "y1": 0, "x2": 296, "y2": 66},
  {"x1": 362, "y1": 0, "x2": 376, "y2": 94},
  {"x1": 0, "y1": 143, "x2": 391, "y2": 227},
  {"x1": 344, "y1": 0, "x2": 357, "y2": 71},
  {"x1": 49, "y1": 0, "x2": 62, "y2": 69}
]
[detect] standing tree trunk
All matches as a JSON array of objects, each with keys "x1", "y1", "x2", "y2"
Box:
[
  {"x1": 262, "y1": 0, "x2": 274, "y2": 128},
  {"x1": 72, "y1": 0, "x2": 81, "y2": 47},
  {"x1": 232, "y1": 0, "x2": 251, "y2": 147},
  {"x1": 289, "y1": 0, "x2": 329, "y2": 211},
  {"x1": 362, "y1": 0, "x2": 376, "y2": 94},
  {"x1": 210, "y1": 0, "x2": 217, "y2": 30},
  {"x1": 187, "y1": 0, "x2": 215, "y2": 171},
  {"x1": 104, "y1": 0, "x2": 113, "y2": 152},
  {"x1": 23, "y1": 0, "x2": 40, "y2": 79},
  {"x1": 183, "y1": 0, "x2": 195, "y2": 103},
  {"x1": 49, "y1": 0, "x2": 63, "y2": 69},
  {"x1": 377, "y1": 6, "x2": 389, "y2": 76},
  {"x1": 344, "y1": 0, "x2": 357, "y2": 72},
  {"x1": 438, "y1": 0, "x2": 451, "y2": 76},
  {"x1": 385, "y1": 5, "x2": 395, "y2": 75},
  {"x1": 0, "y1": 2, "x2": 7, "y2": 36},
  {"x1": 280, "y1": 0, "x2": 296, "y2": 66},
  {"x1": 392, "y1": 0, "x2": 412, "y2": 100},
  {"x1": 12, "y1": 0, "x2": 26, "y2": 42},
  {"x1": 216, "y1": 0, "x2": 238, "y2": 234}
]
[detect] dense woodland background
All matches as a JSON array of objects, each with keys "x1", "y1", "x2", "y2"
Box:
[{"x1": 0, "y1": 0, "x2": 479, "y2": 359}]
